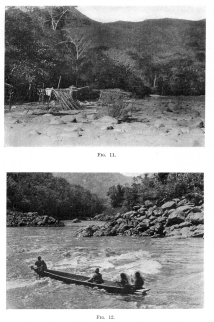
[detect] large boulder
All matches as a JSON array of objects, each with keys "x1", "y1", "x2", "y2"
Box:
[
  {"x1": 161, "y1": 201, "x2": 176, "y2": 210},
  {"x1": 175, "y1": 205, "x2": 193, "y2": 213},
  {"x1": 186, "y1": 211, "x2": 204, "y2": 225},
  {"x1": 166, "y1": 209, "x2": 185, "y2": 226}
]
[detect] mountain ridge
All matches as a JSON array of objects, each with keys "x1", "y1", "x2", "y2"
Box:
[{"x1": 53, "y1": 173, "x2": 134, "y2": 199}]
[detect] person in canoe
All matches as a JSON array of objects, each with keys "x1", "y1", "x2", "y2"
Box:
[
  {"x1": 34, "y1": 256, "x2": 47, "y2": 275},
  {"x1": 119, "y1": 273, "x2": 132, "y2": 291},
  {"x1": 133, "y1": 271, "x2": 145, "y2": 290},
  {"x1": 88, "y1": 268, "x2": 104, "y2": 284}
]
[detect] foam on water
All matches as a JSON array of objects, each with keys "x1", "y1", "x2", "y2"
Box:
[
  {"x1": 54, "y1": 248, "x2": 162, "y2": 278},
  {"x1": 7, "y1": 278, "x2": 49, "y2": 290}
]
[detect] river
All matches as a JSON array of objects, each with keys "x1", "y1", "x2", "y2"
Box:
[{"x1": 6, "y1": 221, "x2": 203, "y2": 309}]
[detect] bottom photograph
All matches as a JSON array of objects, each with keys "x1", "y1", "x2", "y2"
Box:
[{"x1": 6, "y1": 172, "x2": 204, "y2": 309}]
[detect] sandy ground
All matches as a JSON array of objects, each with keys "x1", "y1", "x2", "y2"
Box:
[{"x1": 4, "y1": 96, "x2": 205, "y2": 147}]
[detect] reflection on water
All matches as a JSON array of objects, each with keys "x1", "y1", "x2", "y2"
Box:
[{"x1": 7, "y1": 221, "x2": 203, "y2": 309}]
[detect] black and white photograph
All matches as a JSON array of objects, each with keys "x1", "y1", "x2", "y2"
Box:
[
  {"x1": 6, "y1": 172, "x2": 204, "y2": 309},
  {"x1": 4, "y1": 5, "x2": 205, "y2": 147}
]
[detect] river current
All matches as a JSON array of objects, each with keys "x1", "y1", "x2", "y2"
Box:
[{"x1": 6, "y1": 221, "x2": 203, "y2": 309}]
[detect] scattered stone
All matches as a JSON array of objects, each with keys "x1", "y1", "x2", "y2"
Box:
[
  {"x1": 7, "y1": 210, "x2": 64, "y2": 227},
  {"x1": 161, "y1": 201, "x2": 176, "y2": 210}
]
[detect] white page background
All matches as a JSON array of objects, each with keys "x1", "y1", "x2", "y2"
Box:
[{"x1": 1, "y1": 0, "x2": 214, "y2": 320}]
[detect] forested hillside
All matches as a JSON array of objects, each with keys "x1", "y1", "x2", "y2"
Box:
[
  {"x1": 5, "y1": 6, "x2": 205, "y2": 103},
  {"x1": 7, "y1": 173, "x2": 104, "y2": 219}
]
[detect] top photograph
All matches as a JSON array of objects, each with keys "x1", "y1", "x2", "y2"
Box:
[{"x1": 4, "y1": 6, "x2": 205, "y2": 147}]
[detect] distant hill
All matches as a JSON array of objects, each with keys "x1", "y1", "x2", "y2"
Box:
[
  {"x1": 53, "y1": 173, "x2": 133, "y2": 199},
  {"x1": 5, "y1": 6, "x2": 205, "y2": 100}
]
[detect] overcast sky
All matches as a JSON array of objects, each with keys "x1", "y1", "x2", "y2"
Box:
[{"x1": 77, "y1": 6, "x2": 205, "y2": 23}]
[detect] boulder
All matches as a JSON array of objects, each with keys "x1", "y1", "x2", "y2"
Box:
[
  {"x1": 117, "y1": 223, "x2": 130, "y2": 233},
  {"x1": 191, "y1": 229, "x2": 204, "y2": 238},
  {"x1": 153, "y1": 223, "x2": 164, "y2": 234},
  {"x1": 180, "y1": 227, "x2": 191, "y2": 238},
  {"x1": 142, "y1": 219, "x2": 150, "y2": 226},
  {"x1": 123, "y1": 211, "x2": 136, "y2": 219},
  {"x1": 178, "y1": 221, "x2": 192, "y2": 228},
  {"x1": 161, "y1": 201, "x2": 176, "y2": 210},
  {"x1": 60, "y1": 115, "x2": 77, "y2": 123},
  {"x1": 163, "y1": 210, "x2": 169, "y2": 217},
  {"x1": 137, "y1": 216, "x2": 146, "y2": 221},
  {"x1": 71, "y1": 218, "x2": 81, "y2": 223},
  {"x1": 177, "y1": 199, "x2": 188, "y2": 207},
  {"x1": 49, "y1": 118, "x2": 66, "y2": 125},
  {"x1": 48, "y1": 216, "x2": 56, "y2": 224},
  {"x1": 175, "y1": 205, "x2": 193, "y2": 213},
  {"x1": 96, "y1": 116, "x2": 118, "y2": 124},
  {"x1": 116, "y1": 218, "x2": 123, "y2": 224},
  {"x1": 147, "y1": 208, "x2": 154, "y2": 217},
  {"x1": 169, "y1": 224, "x2": 180, "y2": 231},
  {"x1": 136, "y1": 223, "x2": 149, "y2": 232},
  {"x1": 153, "y1": 208, "x2": 164, "y2": 216},
  {"x1": 186, "y1": 211, "x2": 204, "y2": 225},
  {"x1": 168, "y1": 230, "x2": 182, "y2": 237},
  {"x1": 138, "y1": 206, "x2": 146, "y2": 214},
  {"x1": 156, "y1": 217, "x2": 167, "y2": 223},
  {"x1": 166, "y1": 210, "x2": 185, "y2": 226}
]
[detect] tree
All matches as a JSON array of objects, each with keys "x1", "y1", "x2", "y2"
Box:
[
  {"x1": 46, "y1": 6, "x2": 69, "y2": 31},
  {"x1": 58, "y1": 31, "x2": 91, "y2": 87},
  {"x1": 107, "y1": 185, "x2": 125, "y2": 208}
]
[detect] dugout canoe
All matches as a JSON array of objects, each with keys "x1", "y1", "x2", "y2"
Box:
[{"x1": 31, "y1": 267, "x2": 150, "y2": 295}]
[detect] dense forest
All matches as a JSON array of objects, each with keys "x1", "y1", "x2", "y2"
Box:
[
  {"x1": 7, "y1": 173, "x2": 104, "y2": 219},
  {"x1": 5, "y1": 6, "x2": 205, "y2": 103},
  {"x1": 107, "y1": 173, "x2": 204, "y2": 211},
  {"x1": 7, "y1": 173, "x2": 204, "y2": 223}
]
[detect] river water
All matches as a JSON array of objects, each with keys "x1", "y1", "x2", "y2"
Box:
[{"x1": 6, "y1": 221, "x2": 203, "y2": 309}]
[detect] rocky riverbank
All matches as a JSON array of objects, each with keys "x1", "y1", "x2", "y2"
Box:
[
  {"x1": 75, "y1": 195, "x2": 204, "y2": 238},
  {"x1": 7, "y1": 210, "x2": 65, "y2": 227},
  {"x1": 5, "y1": 96, "x2": 205, "y2": 147}
]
